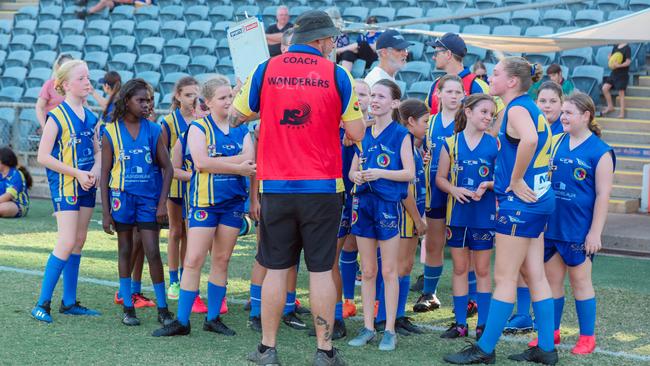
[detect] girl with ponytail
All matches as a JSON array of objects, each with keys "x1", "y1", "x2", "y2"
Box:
[{"x1": 0, "y1": 146, "x2": 31, "y2": 218}]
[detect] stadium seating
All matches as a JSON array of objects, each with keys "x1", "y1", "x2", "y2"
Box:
[
  {"x1": 135, "y1": 20, "x2": 162, "y2": 42},
  {"x1": 108, "y1": 52, "x2": 137, "y2": 71},
  {"x1": 135, "y1": 53, "x2": 163, "y2": 74},
  {"x1": 61, "y1": 19, "x2": 85, "y2": 37},
  {"x1": 6, "y1": 50, "x2": 31, "y2": 68},
  {"x1": 0, "y1": 86, "x2": 24, "y2": 102},
  {"x1": 30, "y1": 50, "x2": 57, "y2": 69},
  {"x1": 571, "y1": 65, "x2": 605, "y2": 102},
  {"x1": 559, "y1": 47, "x2": 593, "y2": 69},
  {"x1": 21, "y1": 87, "x2": 41, "y2": 103},
  {"x1": 406, "y1": 81, "x2": 433, "y2": 100},
  {"x1": 397, "y1": 61, "x2": 431, "y2": 84},
  {"x1": 188, "y1": 55, "x2": 218, "y2": 75}
]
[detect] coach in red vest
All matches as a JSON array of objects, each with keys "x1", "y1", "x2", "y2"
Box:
[{"x1": 232, "y1": 10, "x2": 365, "y2": 366}]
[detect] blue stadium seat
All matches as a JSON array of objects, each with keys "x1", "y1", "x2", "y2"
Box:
[
  {"x1": 184, "y1": 5, "x2": 209, "y2": 22},
  {"x1": 425, "y1": 8, "x2": 452, "y2": 21},
  {"x1": 434, "y1": 24, "x2": 461, "y2": 34},
  {"x1": 541, "y1": 9, "x2": 572, "y2": 30},
  {"x1": 0, "y1": 34, "x2": 9, "y2": 51},
  {"x1": 89, "y1": 69, "x2": 106, "y2": 88},
  {"x1": 209, "y1": 6, "x2": 235, "y2": 22},
  {"x1": 396, "y1": 7, "x2": 423, "y2": 20},
  {"x1": 524, "y1": 26, "x2": 554, "y2": 36},
  {"x1": 556, "y1": 26, "x2": 577, "y2": 34},
  {"x1": 13, "y1": 20, "x2": 37, "y2": 36},
  {"x1": 161, "y1": 20, "x2": 186, "y2": 40},
  {"x1": 289, "y1": 6, "x2": 313, "y2": 21},
  {"x1": 475, "y1": 0, "x2": 501, "y2": 9},
  {"x1": 111, "y1": 20, "x2": 135, "y2": 38},
  {"x1": 85, "y1": 20, "x2": 111, "y2": 37},
  {"x1": 160, "y1": 5, "x2": 185, "y2": 21},
  {"x1": 628, "y1": 0, "x2": 650, "y2": 12},
  {"x1": 26, "y1": 67, "x2": 51, "y2": 88},
  {"x1": 262, "y1": 6, "x2": 278, "y2": 25},
  {"x1": 492, "y1": 25, "x2": 521, "y2": 36},
  {"x1": 0, "y1": 107, "x2": 15, "y2": 145},
  {"x1": 116, "y1": 70, "x2": 134, "y2": 83},
  {"x1": 481, "y1": 11, "x2": 510, "y2": 28},
  {"x1": 594, "y1": 46, "x2": 611, "y2": 76},
  {"x1": 135, "y1": 53, "x2": 163, "y2": 74},
  {"x1": 571, "y1": 65, "x2": 604, "y2": 102},
  {"x1": 370, "y1": 7, "x2": 396, "y2": 22},
  {"x1": 85, "y1": 51, "x2": 109, "y2": 70},
  {"x1": 161, "y1": 54, "x2": 190, "y2": 76},
  {"x1": 19, "y1": 86, "x2": 38, "y2": 104},
  {"x1": 463, "y1": 24, "x2": 491, "y2": 34},
  {"x1": 135, "y1": 5, "x2": 160, "y2": 21},
  {"x1": 15, "y1": 6, "x2": 38, "y2": 21},
  {"x1": 33, "y1": 34, "x2": 58, "y2": 52},
  {"x1": 39, "y1": 5, "x2": 63, "y2": 21},
  {"x1": 110, "y1": 35, "x2": 136, "y2": 56},
  {"x1": 17, "y1": 109, "x2": 40, "y2": 151},
  {"x1": 419, "y1": 0, "x2": 443, "y2": 7},
  {"x1": 37, "y1": 19, "x2": 61, "y2": 36},
  {"x1": 391, "y1": 0, "x2": 416, "y2": 7},
  {"x1": 396, "y1": 80, "x2": 407, "y2": 95},
  {"x1": 510, "y1": 9, "x2": 539, "y2": 28},
  {"x1": 0, "y1": 19, "x2": 11, "y2": 34},
  {"x1": 409, "y1": 41, "x2": 425, "y2": 61},
  {"x1": 350, "y1": 59, "x2": 366, "y2": 79},
  {"x1": 62, "y1": 5, "x2": 84, "y2": 22},
  {"x1": 216, "y1": 38, "x2": 231, "y2": 59},
  {"x1": 0, "y1": 86, "x2": 24, "y2": 102},
  {"x1": 596, "y1": 0, "x2": 626, "y2": 11},
  {"x1": 446, "y1": 0, "x2": 469, "y2": 12},
  {"x1": 188, "y1": 54, "x2": 218, "y2": 75},
  {"x1": 343, "y1": 7, "x2": 369, "y2": 23},
  {"x1": 525, "y1": 52, "x2": 556, "y2": 65},
  {"x1": 608, "y1": 10, "x2": 632, "y2": 21},
  {"x1": 111, "y1": 5, "x2": 134, "y2": 21},
  {"x1": 574, "y1": 10, "x2": 604, "y2": 28},
  {"x1": 189, "y1": 37, "x2": 217, "y2": 57},
  {"x1": 217, "y1": 57, "x2": 234, "y2": 75},
  {"x1": 138, "y1": 37, "x2": 165, "y2": 55},
  {"x1": 161, "y1": 72, "x2": 190, "y2": 95},
  {"x1": 403, "y1": 24, "x2": 429, "y2": 42},
  {"x1": 159, "y1": 93, "x2": 173, "y2": 110},
  {"x1": 60, "y1": 34, "x2": 85, "y2": 53},
  {"x1": 158, "y1": 0, "x2": 180, "y2": 6},
  {"x1": 464, "y1": 45, "x2": 487, "y2": 67},
  {"x1": 361, "y1": 0, "x2": 383, "y2": 8},
  {"x1": 235, "y1": 5, "x2": 260, "y2": 18},
  {"x1": 163, "y1": 38, "x2": 191, "y2": 57},
  {"x1": 453, "y1": 8, "x2": 480, "y2": 27},
  {"x1": 194, "y1": 72, "x2": 217, "y2": 84},
  {"x1": 0, "y1": 49, "x2": 5, "y2": 65},
  {"x1": 138, "y1": 71, "x2": 161, "y2": 90},
  {"x1": 406, "y1": 81, "x2": 433, "y2": 100},
  {"x1": 84, "y1": 35, "x2": 109, "y2": 53},
  {"x1": 559, "y1": 47, "x2": 593, "y2": 69},
  {"x1": 1, "y1": 67, "x2": 27, "y2": 88},
  {"x1": 30, "y1": 50, "x2": 57, "y2": 69},
  {"x1": 182, "y1": 0, "x2": 206, "y2": 8},
  {"x1": 6, "y1": 50, "x2": 31, "y2": 68},
  {"x1": 9, "y1": 34, "x2": 35, "y2": 52},
  {"x1": 212, "y1": 21, "x2": 234, "y2": 40},
  {"x1": 108, "y1": 52, "x2": 137, "y2": 71},
  {"x1": 135, "y1": 20, "x2": 161, "y2": 42},
  {"x1": 397, "y1": 61, "x2": 431, "y2": 84},
  {"x1": 187, "y1": 21, "x2": 212, "y2": 39},
  {"x1": 61, "y1": 19, "x2": 84, "y2": 37}
]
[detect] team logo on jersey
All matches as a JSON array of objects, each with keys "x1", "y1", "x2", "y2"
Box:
[
  {"x1": 112, "y1": 197, "x2": 121, "y2": 211},
  {"x1": 478, "y1": 166, "x2": 490, "y2": 177},
  {"x1": 445, "y1": 227, "x2": 452, "y2": 240},
  {"x1": 65, "y1": 196, "x2": 77, "y2": 205},
  {"x1": 194, "y1": 209, "x2": 208, "y2": 221},
  {"x1": 351, "y1": 210, "x2": 358, "y2": 225},
  {"x1": 377, "y1": 153, "x2": 390, "y2": 168},
  {"x1": 353, "y1": 100, "x2": 360, "y2": 112},
  {"x1": 145, "y1": 152, "x2": 153, "y2": 164},
  {"x1": 573, "y1": 167, "x2": 587, "y2": 181},
  {"x1": 279, "y1": 103, "x2": 311, "y2": 128}
]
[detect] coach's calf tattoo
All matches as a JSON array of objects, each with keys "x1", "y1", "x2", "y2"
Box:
[{"x1": 316, "y1": 315, "x2": 332, "y2": 341}]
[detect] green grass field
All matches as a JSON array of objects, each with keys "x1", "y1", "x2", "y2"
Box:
[{"x1": 1, "y1": 199, "x2": 649, "y2": 365}]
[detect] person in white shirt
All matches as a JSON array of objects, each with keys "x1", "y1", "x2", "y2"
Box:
[{"x1": 364, "y1": 30, "x2": 411, "y2": 88}]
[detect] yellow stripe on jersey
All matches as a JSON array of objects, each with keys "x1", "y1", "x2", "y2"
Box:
[
  {"x1": 49, "y1": 105, "x2": 80, "y2": 197},
  {"x1": 162, "y1": 111, "x2": 185, "y2": 198},
  {"x1": 104, "y1": 122, "x2": 127, "y2": 191},
  {"x1": 445, "y1": 134, "x2": 459, "y2": 226},
  {"x1": 190, "y1": 117, "x2": 217, "y2": 207},
  {"x1": 339, "y1": 66, "x2": 364, "y2": 123},
  {"x1": 399, "y1": 183, "x2": 417, "y2": 238}
]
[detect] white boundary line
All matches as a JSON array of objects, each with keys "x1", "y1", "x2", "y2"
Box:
[{"x1": 3, "y1": 264, "x2": 649, "y2": 362}]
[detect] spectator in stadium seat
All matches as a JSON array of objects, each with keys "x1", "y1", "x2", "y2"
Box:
[
  {"x1": 528, "y1": 63, "x2": 574, "y2": 100},
  {"x1": 75, "y1": 0, "x2": 154, "y2": 18},
  {"x1": 0, "y1": 147, "x2": 31, "y2": 218},
  {"x1": 266, "y1": 6, "x2": 294, "y2": 57},
  {"x1": 472, "y1": 60, "x2": 488, "y2": 82},
  {"x1": 36, "y1": 54, "x2": 74, "y2": 133},
  {"x1": 601, "y1": 43, "x2": 631, "y2": 119},
  {"x1": 364, "y1": 30, "x2": 411, "y2": 88}
]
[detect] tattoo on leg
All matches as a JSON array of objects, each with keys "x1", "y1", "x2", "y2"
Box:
[{"x1": 316, "y1": 315, "x2": 332, "y2": 341}]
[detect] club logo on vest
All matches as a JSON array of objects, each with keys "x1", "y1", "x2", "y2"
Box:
[
  {"x1": 445, "y1": 227, "x2": 452, "y2": 240},
  {"x1": 194, "y1": 209, "x2": 208, "y2": 222},
  {"x1": 66, "y1": 196, "x2": 78, "y2": 205},
  {"x1": 377, "y1": 153, "x2": 390, "y2": 168},
  {"x1": 112, "y1": 197, "x2": 121, "y2": 211},
  {"x1": 279, "y1": 103, "x2": 311, "y2": 128},
  {"x1": 478, "y1": 166, "x2": 490, "y2": 177},
  {"x1": 573, "y1": 167, "x2": 587, "y2": 181}
]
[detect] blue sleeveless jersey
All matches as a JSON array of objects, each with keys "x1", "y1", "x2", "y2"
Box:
[
  {"x1": 189, "y1": 115, "x2": 249, "y2": 207},
  {"x1": 46, "y1": 101, "x2": 98, "y2": 198},
  {"x1": 340, "y1": 128, "x2": 356, "y2": 196},
  {"x1": 444, "y1": 132, "x2": 497, "y2": 229},
  {"x1": 494, "y1": 94, "x2": 555, "y2": 214},
  {"x1": 546, "y1": 133, "x2": 615, "y2": 242},
  {"x1": 353, "y1": 122, "x2": 409, "y2": 202},
  {"x1": 414, "y1": 144, "x2": 426, "y2": 216},
  {"x1": 425, "y1": 113, "x2": 455, "y2": 209},
  {"x1": 549, "y1": 114, "x2": 563, "y2": 136},
  {"x1": 104, "y1": 119, "x2": 162, "y2": 198},
  {"x1": 0, "y1": 167, "x2": 29, "y2": 208}
]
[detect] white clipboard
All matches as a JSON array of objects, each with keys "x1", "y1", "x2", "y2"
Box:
[{"x1": 227, "y1": 16, "x2": 270, "y2": 83}]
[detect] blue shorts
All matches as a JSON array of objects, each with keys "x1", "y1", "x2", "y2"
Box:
[
  {"x1": 52, "y1": 192, "x2": 96, "y2": 212},
  {"x1": 446, "y1": 226, "x2": 495, "y2": 250},
  {"x1": 544, "y1": 238, "x2": 593, "y2": 267},
  {"x1": 426, "y1": 205, "x2": 446, "y2": 219},
  {"x1": 338, "y1": 195, "x2": 353, "y2": 239},
  {"x1": 169, "y1": 197, "x2": 183, "y2": 206},
  {"x1": 495, "y1": 209, "x2": 548, "y2": 238},
  {"x1": 350, "y1": 193, "x2": 400, "y2": 241},
  {"x1": 110, "y1": 189, "x2": 159, "y2": 229},
  {"x1": 188, "y1": 198, "x2": 245, "y2": 229}
]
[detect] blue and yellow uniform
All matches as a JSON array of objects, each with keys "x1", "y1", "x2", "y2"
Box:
[
  {"x1": 399, "y1": 136, "x2": 426, "y2": 239},
  {"x1": 545, "y1": 133, "x2": 615, "y2": 266},
  {"x1": 351, "y1": 122, "x2": 409, "y2": 240},
  {"x1": 0, "y1": 167, "x2": 30, "y2": 217},
  {"x1": 425, "y1": 113, "x2": 455, "y2": 219},
  {"x1": 46, "y1": 101, "x2": 98, "y2": 212},
  {"x1": 443, "y1": 132, "x2": 498, "y2": 250},
  {"x1": 549, "y1": 115, "x2": 564, "y2": 136},
  {"x1": 161, "y1": 109, "x2": 189, "y2": 205},
  {"x1": 494, "y1": 94, "x2": 555, "y2": 238},
  {"x1": 187, "y1": 115, "x2": 249, "y2": 229},
  {"x1": 338, "y1": 128, "x2": 357, "y2": 238},
  {"x1": 177, "y1": 130, "x2": 195, "y2": 220},
  {"x1": 104, "y1": 119, "x2": 162, "y2": 229}
]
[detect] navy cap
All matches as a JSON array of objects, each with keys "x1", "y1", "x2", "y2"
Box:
[
  {"x1": 376, "y1": 30, "x2": 411, "y2": 50},
  {"x1": 427, "y1": 32, "x2": 467, "y2": 58}
]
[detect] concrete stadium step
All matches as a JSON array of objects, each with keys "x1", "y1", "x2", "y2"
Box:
[
  {"x1": 601, "y1": 129, "x2": 650, "y2": 145},
  {"x1": 617, "y1": 96, "x2": 650, "y2": 108},
  {"x1": 639, "y1": 76, "x2": 650, "y2": 87},
  {"x1": 608, "y1": 197, "x2": 640, "y2": 214},
  {"x1": 598, "y1": 117, "x2": 650, "y2": 132},
  {"x1": 603, "y1": 212, "x2": 650, "y2": 254},
  {"x1": 627, "y1": 86, "x2": 650, "y2": 98},
  {"x1": 614, "y1": 169, "x2": 642, "y2": 186},
  {"x1": 612, "y1": 184, "x2": 641, "y2": 198},
  {"x1": 611, "y1": 142, "x2": 650, "y2": 159},
  {"x1": 616, "y1": 156, "x2": 650, "y2": 171},
  {"x1": 602, "y1": 108, "x2": 650, "y2": 120}
]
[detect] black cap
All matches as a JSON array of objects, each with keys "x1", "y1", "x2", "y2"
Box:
[
  {"x1": 291, "y1": 10, "x2": 341, "y2": 45},
  {"x1": 376, "y1": 29, "x2": 412, "y2": 50},
  {"x1": 426, "y1": 32, "x2": 467, "y2": 58}
]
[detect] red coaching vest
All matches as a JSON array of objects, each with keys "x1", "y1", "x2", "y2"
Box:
[
  {"x1": 429, "y1": 73, "x2": 477, "y2": 115},
  {"x1": 257, "y1": 51, "x2": 343, "y2": 182}
]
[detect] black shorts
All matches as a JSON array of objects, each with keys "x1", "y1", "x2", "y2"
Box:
[
  {"x1": 256, "y1": 193, "x2": 343, "y2": 272},
  {"x1": 114, "y1": 221, "x2": 159, "y2": 232},
  {"x1": 604, "y1": 73, "x2": 629, "y2": 91}
]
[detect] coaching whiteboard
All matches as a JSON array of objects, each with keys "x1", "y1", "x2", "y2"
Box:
[{"x1": 227, "y1": 16, "x2": 270, "y2": 83}]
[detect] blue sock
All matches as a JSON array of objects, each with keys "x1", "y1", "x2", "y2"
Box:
[
  {"x1": 375, "y1": 280, "x2": 386, "y2": 323},
  {"x1": 177, "y1": 289, "x2": 198, "y2": 326},
  {"x1": 179, "y1": 267, "x2": 184, "y2": 280},
  {"x1": 516, "y1": 287, "x2": 531, "y2": 316},
  {"x1": 250, "y1": 284, "x2": 262, "y2": 317},
  {"x1": 120, "y1": 277, "x2": 133, "y2": 307},
  {"x1": 468, "y1": 271, "x2": 477, "y2": 301},
  {"x1": 575, "y1": 297, "x2": 596, "y2": 336},
  {"x1": 131, "y1": 280, "x2": 142, "y2": 294},
  {"x1": 532, "y1": 298, "x2": 555, "y2": 352},
  {"x1": 153, "y1": 282, "x2": 167, "y2": 309},
  {"x1": 62, "y1": 253, "x2": 81, "y2": 306},
  {"x1": 423, "y1": 265, "x2": 442, "y2": 295},
  {"x1": 477, "y1": 292, "x2": 492, "y2": 327},
  {"x1": 477, "y1": 299, "x2": 515, "y2": 354},
  {"x1": 207, "y1": 282, "x2": 226, "y2": 321},
  {"x1": 38, "y1": 253, "x2": 67, "y2": 306},
  {"x1": 335, "y1": 301, "x2": 343, "y2": 321},
  {"x1": 554, "y1": 297, "x2": 565, "y2": 331},
  {"x1": 169, "y1": 270, "x2": 179, "y2": 284},
  {"x1": 375, "y1": 248, "x2": 383, "y2": 301},
  {"x1": 340, "y1": 250, "x2": 358, "y2": 300},
  {"x1": 397, "y1": 275, "x2": 410, "y2": 318},
  {"x1": 453, "y1": 294, "x2": 469, "y2": 326},
  {"x1": 283, "y1": 291, "x2": 296, "y2": 315}
]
